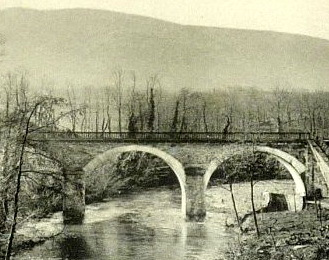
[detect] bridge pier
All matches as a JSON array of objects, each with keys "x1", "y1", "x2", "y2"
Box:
[
  {"x1": 62, "y1": 167, "x2": 85, "y2": 224},
  {"x1": 185, "y1": 166, "x2": 206, "y2": 222}
]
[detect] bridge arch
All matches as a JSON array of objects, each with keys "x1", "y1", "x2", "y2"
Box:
[
  {"x1": 84, "y1": 145, "x2": 186, "y2": 215},
  {"x1": 203, "y1": 146, "x2": 306, "y2": 210}
]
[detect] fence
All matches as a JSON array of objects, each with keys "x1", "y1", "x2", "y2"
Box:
[{"x1": 29, "y1": 131, "x2": 311, "y2": 143}]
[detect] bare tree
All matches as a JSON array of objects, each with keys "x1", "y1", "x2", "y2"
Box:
[
  {"x1": 156, "y1": 81, "x2": 163, "y2": 132},
  {"x1": 112, "y1": 70, "x2": 124, "y2": 133},
  {"x1": 217, "y1": 162, "x2": 244, "y2": 232},
  {"x1": 66, "y1": 86, "x2": 78, "y2": 133},
  {"x1": 249, "y1": 146, "x2": 261, "y2": 238},
  {"x1": 171, "y1": 99, "x2": 180, "y2": 133},
  {"x1": 2, "y1": 92, "x2": 66, "y2": 259},
  {"x1": 104, "y1": 85, "x2": 112, "y2": 134},
  {"x1": 146, "y1": 75, "x2": 158, "y2": 132},
  {"x1": 147, "y1": 87, "x2": 155, "y2": 132},
  {"x1": 271, "y1": 86, "x2": 292, "y2": 133},
  {"x1": 179, "y1": 88, "x2": 189, "y2": 132},
  {"x1": 202, "y1": 100, "x2": 208, "y2": 132},
  {"x1": 5, "y1": 100, "x2": 41, "y2": 260}
]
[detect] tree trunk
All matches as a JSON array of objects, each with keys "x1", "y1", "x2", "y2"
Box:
[
  {"x1": 202, "y1": 102, "x2": 208, "y2": 132},
  {"x1": 95, "y1": 110, "x2": 99, "y2": 134},
  {"x1": 250, "y1": 176, "x2": 260, "y2": 237},
  {"x1": 229, "y1": 183, "x2": 242, "y2": 232},
  {"x1": 6, "y1": 104, "x2": 37, "y2": 260},
  {"x1": 118, "y1": 105, "x2": 122, "y2": 133}
]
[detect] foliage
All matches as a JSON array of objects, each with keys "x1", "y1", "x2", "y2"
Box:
[
  {"x1": 83, "y1": 151, "x2": 178, "y2": 203},
  {"x1": 170, "y1": 100, "x2": 179, "y2": 132},
  {"x1": 128, "y1": 112, "x2": 138, "y2": 134},
  {"x1": 0, "y1": 72, "x2": 80, "y2": 259},
  {"x1": 147, "y1": 87, "x2": 155, "y2": 132},
  {"x1": 227, "y1": 228, "x2": 329, "y2": 260},
  {"x1": 226, "y1": 206, "x2": 329, "y2": 260},
  {"x1": 115, "y1": 151, "x2": 177, "y2": 190},
  {"x1": 210, "y1": 152, "x2": 289, "y2": 186}
]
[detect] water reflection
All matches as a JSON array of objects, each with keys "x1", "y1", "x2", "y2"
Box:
[
  {"x1": 15, "y1": 181, "x2": 295, "y2": 260},
  {"x1": 59, "y1": 234, "x2": 94, "y2": 259}
]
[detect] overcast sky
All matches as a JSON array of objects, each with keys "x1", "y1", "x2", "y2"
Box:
[{"x1": 1, "y1": 0, "x2": 329, "y2": 40}]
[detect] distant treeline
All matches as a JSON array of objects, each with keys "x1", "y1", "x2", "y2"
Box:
[
  {"x1": 60, "y1": 71, "x2": 329, "y2": 138},
  {"x1": 1, "y1": 71, "x2": 329, "y2": 138}
]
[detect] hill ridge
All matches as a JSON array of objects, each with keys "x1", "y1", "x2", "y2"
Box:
[{"x1": 0, "y1": 8, "x2": 328, "y2": 92}]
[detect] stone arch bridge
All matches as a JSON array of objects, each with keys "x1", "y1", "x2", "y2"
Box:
[{"x1": 29, "y1": 132, "x2": 329, "y2": 224}]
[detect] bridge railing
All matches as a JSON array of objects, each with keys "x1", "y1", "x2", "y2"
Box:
[{"x1": 29, "y1": 131, "x2": 311, "y2": 143}]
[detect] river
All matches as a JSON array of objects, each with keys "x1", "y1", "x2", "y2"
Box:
[{"x1": 14, "y1": 180, "x2": 295, "y2": 260}]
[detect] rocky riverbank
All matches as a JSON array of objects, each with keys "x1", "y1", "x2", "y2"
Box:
[{"x1": 226, "y1": 205, "x2": 329, "y2": 259}]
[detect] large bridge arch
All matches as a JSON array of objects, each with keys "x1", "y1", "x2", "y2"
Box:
[
  {"x1": 84, "y1": 145, "x2": 187, "y2": 215},
  {"x1": 203, "y1": 146, "x2": 306, "y2": 211}
]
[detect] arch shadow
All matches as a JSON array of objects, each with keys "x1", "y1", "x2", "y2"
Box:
[{"x1": 84, "y1": 145, "x2": 186, "y2": 216}]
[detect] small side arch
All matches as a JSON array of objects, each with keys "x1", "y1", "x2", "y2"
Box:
[
  {"x1": 84, "y1": 145, "x2": 186, "y2": 215},
  {"x1": 203, "y1": 146, "x2": 306, "y2": 210}
]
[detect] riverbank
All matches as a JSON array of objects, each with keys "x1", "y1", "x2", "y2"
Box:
[
  {"x1": 0, "y1": 212, "x2": 64, "y2": 258},
  {"x1": 226, "y1": 204, "x2": 329, "y2": 259}
]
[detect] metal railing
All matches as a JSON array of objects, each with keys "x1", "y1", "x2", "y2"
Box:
[{"x1": 29, "y1": 131, "x2": 311, "y2": 143}]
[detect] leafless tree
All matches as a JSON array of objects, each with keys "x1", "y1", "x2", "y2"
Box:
[
  {"x1": 271, "y1": 86, "x2": 292, "y2": 133},
  {"x1": 112, "y1": 70, "x2": 125, "y2": 133},
  {"x1": 66, "y1": 85, "x2": 78, "y2": 133}
]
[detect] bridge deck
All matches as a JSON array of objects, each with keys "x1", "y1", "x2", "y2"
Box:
[{"x1": 30, "y1": 131, "x2": 311, "y2": 143}]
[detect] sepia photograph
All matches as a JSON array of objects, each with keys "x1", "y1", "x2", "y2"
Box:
[{"x1": 1, "y1": 0, "x2": 329, "y2": 259}]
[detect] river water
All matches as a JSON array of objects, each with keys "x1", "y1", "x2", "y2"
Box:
[{"x1": 15, "y1": 180, "x2": 295, "y2": 260}]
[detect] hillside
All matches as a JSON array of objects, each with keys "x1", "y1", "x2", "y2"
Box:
[{"x1": 0, "y1": 8, "x2": 329, "y2": 91}]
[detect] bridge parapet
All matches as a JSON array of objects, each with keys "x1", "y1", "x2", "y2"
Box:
[
  {"x1": 30, "y1": 131, "x2": 311, "y2": 143},
  {"x1": 308, "y1": 141, "x2": 329, "y2": 197},
  {"x1": 317, "y1": 140, "x2": 329, "y2": 158}
]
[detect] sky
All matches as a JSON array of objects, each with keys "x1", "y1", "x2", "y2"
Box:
[{"x1": 1, "y1": 0, "x2": 329, "y2": 40}]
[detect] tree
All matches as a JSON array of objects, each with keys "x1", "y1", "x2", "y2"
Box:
[
  {"x1": 222, "y1": 116, "x2": 231, "y2": 140},
  {"x1": 249, "y1": 152, "x2": 260, "y2": 238},
  {"x1": 128, "y1": 111, "x2": 138, "y2": 136},
  {"x1": 127, "y1": 72, "x2": 138, "y2": 136},
  {"x1": 170, "y1": 100, "x2": 179, "y2": 132},
  {"x1": 179, "y1": 88, "x2": 189, "y2": 132},
  {"x1": 271, "y1": 86, "x2": 292, "y2": 133},
  {"x1": 0, "y1": 73, "x2": 80, "y2": 259},
  {"x1": 112, "y1": 70, "x2": 124, "y2": 133},
  {"x1": 1, "y1": 94, "x2": 66, "y2": 260},
  {"x1": 145, "y1": 75, "x2": 158, "y2": 132},
  {"x1": 216, "y1": 159, "x2": 245, "y2": 232},
  {"x1": 103, "y1": 85, "x2": 112, "y2": 134},
  {"x1": 147, "y1": 87, "x2": 155, "y2": 132},
  {"x1": 202, "y1": 100, "x2": 208, "y2": 132},
  {"x1": 66, "y1": 86, "x2": 78, "y2": 133},
  {"x1": 5, "y1": 99, "x2": 43, "y2": 259}
]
